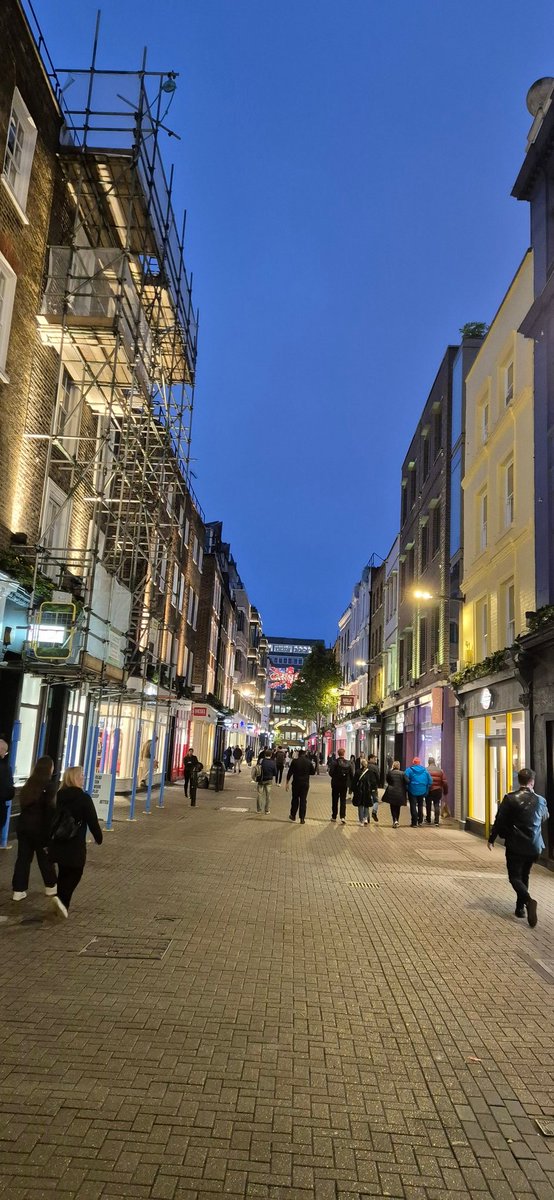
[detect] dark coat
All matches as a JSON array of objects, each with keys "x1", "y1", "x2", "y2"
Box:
[
  {"x1": 48, "y1": 786, "x2": 103, "y2": 867},
  {"x1": 17, "y1": 782, "x2": 57, "y2": 842},
  {"x1": 329, "y1": 758, "x2": 353, "y2": 789},
  {"x1": 351, "y1": 767, "x2": 374, "y2": 807},
  {"x1": 428, "y1": 767, "x2": 448, "y2": 797},
  {"x1": 184, "y1": 753, "x2": 200, "y2": 777},
  {"x1": 259, "y1": 757, "x2": 277, "y2": 782},
  {"x1": 489, "y1": 787, "x2": 548, "y2": 856},
  {"x1": 384, "y1": 769, "x2": 408, "y2": 807},
  {"x1": 286, "y1": 754, "x2": 316, "y2": 786}
]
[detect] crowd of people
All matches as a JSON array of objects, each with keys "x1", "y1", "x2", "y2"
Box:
[{"x1": 326, "y1": 749, "x2": 448, "y2": 828}]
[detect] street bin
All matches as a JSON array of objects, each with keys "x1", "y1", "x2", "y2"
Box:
[{"x1": 209, "y1": 761, "x2": 225, "y2": 792}]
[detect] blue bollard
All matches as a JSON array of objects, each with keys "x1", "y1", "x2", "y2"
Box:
[
  {"x1": 157, "y1": 727, "x2": 170, "y2": 808},
  {"x1": 83, "y1": 723, "x2": 94, "y2": 792},
  {"x1": 63, "y1": 724, "x2": 75, "y2": 770},
  {"x1": 128, "y1": 722, "x2": 142, "y2": 821},
  {"x1": 145, "y1": 727, "x2": 157, "y2": 814},
  {"x1": 105, "y1": 727, "x2": 120, "y2": 832},
  {"x1": 70, "y1": 722, "x2": 80, "y2": 766},
  {"x1": 86, "y1": 725, "x2": 100, "y2": 795},
  {"x1": 1, "y1": 723, "x2": 20, "y2": 848},
  {"x1": 37, "y1": 720, "x2": 47, "y2": 759}
]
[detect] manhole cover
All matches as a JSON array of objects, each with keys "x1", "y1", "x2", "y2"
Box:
[
  {"x1": 349, "y1": 881, "x2": 380, "y2": 889},
  {"x1": 79, "y1": 936, "x2": 172, "y2": 960}
]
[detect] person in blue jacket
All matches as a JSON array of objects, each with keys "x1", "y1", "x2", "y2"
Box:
[{"x1": 404, "y1": 758, "x2": 433, "y2": 827}]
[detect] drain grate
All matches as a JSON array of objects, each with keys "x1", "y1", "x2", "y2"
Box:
[
  {"x1": 79, "y1": 935, "x2": 172, "y2": 960},
  {"x1": 349, "y1": 881, "x2": 380, "y2": 889}
]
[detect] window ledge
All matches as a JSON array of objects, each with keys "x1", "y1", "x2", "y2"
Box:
[
  {"x1": 1, "y1": 175, "x2": 30, "y2": 225},
  {"x1": 0, "y1": 367, "x2": 10, "y2": 385}
]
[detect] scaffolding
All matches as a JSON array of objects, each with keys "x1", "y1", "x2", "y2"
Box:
[{"x1": 18, "y1": 6, "x2": 202, "y2": 790}]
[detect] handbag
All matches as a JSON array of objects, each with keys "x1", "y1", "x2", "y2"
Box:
[{"x1": 49, "y1": 807, "x2": 83, "y2": 843}]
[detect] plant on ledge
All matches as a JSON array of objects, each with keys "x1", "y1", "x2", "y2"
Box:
[
  {"x1": 0, "y1": 549, "x2": 54, "y2": 602},
  {"x1": 450, "y1": 649, "x2": 509, "y2": 689},
  {"x1": 525, "y1": 605, "x2": 554, "y2": 634}
]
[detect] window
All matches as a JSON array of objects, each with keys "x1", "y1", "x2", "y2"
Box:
[
  {"x1": 420, "y1": 520, "x2": 429, "y2": 572},
  {"x1": 183, "y1": 517, "x2": 190, "y2": 546},
  {"x1": 479, "y1": 491, "x2": 488, "y2": 552},
  {"x1": 504, "y1": 361, "x2": 514, "y2": 405},
  {"x1": 476, "y1": 597, "x2": 488, "y2": 660},
  {"x1": 198, "y1": 545, "x2": 203, "y2": 573},
  {"x1": 409, "y1": 466, "x2": 417, "y2": 508},
  {"x1": 401, "y1": 482, "x2": 408, "y2": 526},
  {"x1": 422, "y1": 435, "x2": 430, "y2": 481},
  {"x1": 482, "y1": 399, "x2": 489, "y2": 445},
  {"x1": 213, "y1": 577, "x2": 222, "y2": 614},
  {"x1": 187, "y1": 588, "x2": 199, "y2": 630},
  {"x1": 450, "y1": 447, "x2": 462, "y2": 557},
  {"x1": 55, "y1": 367, "x2": 81, "y2": 451},
  {"x1": 505, "y1": 580, "x2": 515, "y2": 645},
  {"x1": 433, "y1": 406, "x2": 442, "y2": 457},
  {"x1": 192, "y1": 535, "x2": 199, "y2": 564},
  {"x1": 431, "y1": 504, "x2": 441, "y2": 557},
  {"x1": 41, "y1": 479, "x2": 71, "y2": 579},
  {"x1": 2, "y1": 89, "x2": 37, "y2": 215},
  {"x1": 419, "y1": 616, "x2": 428, "y2": 673},
  {"x1": 430, "y1": 606, "x2": 440, "y2": 666},
  {"x1": 504, "y1": 459, "x2": 514, "y2": 527},
  {"x1": 171, "y1": 564, "x2": 179, "y2": 608},
  {"x1": 0, "y1": 253, "x2": 17, "y2": 378}
]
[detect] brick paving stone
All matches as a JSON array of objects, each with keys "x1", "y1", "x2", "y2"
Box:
[{"x1": 2, "y1": 773, "x2": 554, "y2": 1198}]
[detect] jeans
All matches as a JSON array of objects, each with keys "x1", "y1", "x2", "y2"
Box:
[
  {"x1": 409, "y1": 795, "x2": 425, "y2": 825},
  {"x1": 358, "y1": 805, "x2": 369, "y2": 824},
  {"x1": 372, "y1": 796, "x2": 379, "y2": 817},
  {"x1": 331, "y1": 783, "x2": 348, "y2": 820},
  {"x1": 12, "y1": 832, "x2": 57, "y2": 892},
  {"x1": 57, "y1": 863, "x2": 84, "y2": 910},
  {"x1": 257, "y1": 782, "x2": 272, "y2": 813},
  {"x1": 290, "y1": 782, "x2": 309, "y2": 821},
  {"x1": 425, "y1": 794, "x2": 441, "y2": 824},
  {"x1": 506, "y1": 851, "x2": 538, "y2": 905}
]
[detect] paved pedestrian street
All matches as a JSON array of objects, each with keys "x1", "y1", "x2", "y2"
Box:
[{"x1": 1, "y1": 772, "x2": 554, "y2": 1200}]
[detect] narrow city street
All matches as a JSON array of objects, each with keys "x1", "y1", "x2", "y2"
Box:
[{"x1": 1, "y1": 772, "x2": 554, "y2": 1200}]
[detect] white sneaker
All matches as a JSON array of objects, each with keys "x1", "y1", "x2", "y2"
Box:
[
  {"x1": 363, "y1": 819, "x2": 368, "y2": 825},
  {"x1": 12, "y1": 891, "x2": 27, "y2": 901},
  {"x1": 51, "y1": 896, "x2": 68, "y2": 919},
  {"x1": 341, "y1": 818, "x2": 346, "y2": 824},
  {"x1": 44, "y1": 886, "x2": 57, "y2": 897}
]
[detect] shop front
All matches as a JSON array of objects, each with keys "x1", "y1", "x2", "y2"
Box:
[
  {"x1": 188, "y1": 702, "x2": 220, "y2": 768},
  {"x1": 459, "y1": 675, "x2": 530, "y2": 838}
]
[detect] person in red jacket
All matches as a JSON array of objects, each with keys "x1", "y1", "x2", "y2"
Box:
[{"x1": 426, "y1": 757, "x2": 448, "y2": 825}]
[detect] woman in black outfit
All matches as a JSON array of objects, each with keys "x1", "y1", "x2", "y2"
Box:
[
  {"x1": 49, "y1": 765, "x2": 103, "y2": 918},
  {"x1": 384, "y1": 760, "x2": 408, "y2": 828},
  {"x1": 12, "y1": 756, "x2": 58, "y2": 901}
]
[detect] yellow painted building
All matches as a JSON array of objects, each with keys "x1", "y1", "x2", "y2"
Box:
[{"x1": 460, "y1": 251, "x2": 535, "y2": 832}]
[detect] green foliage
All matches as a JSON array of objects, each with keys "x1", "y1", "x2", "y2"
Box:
[
  {"x1": 450, "y1": 650, "x2": 508, "y2": 689},
  {"x1": 459, "y1": 321, "x2": 488, "y2": 339},
  {"x1": 286, "y1": 645, "x2": 342, "y2": 724},
  {"x1": 525, "y1": 605, "x2": 554, "y2": 634},
  {"x1": 0, "y1": 549, "x2": 54, "y2": 602}
]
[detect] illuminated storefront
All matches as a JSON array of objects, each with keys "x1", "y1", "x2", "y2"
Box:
[{"x1": 460, "y1": 676, "x2": 530, "y2": 837}]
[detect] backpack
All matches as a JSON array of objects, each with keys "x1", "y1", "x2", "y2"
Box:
[
  {"x1": 251, "y1": 764, "x2": 262, "y2": 782},
  {"x1": 49, "y1": 806, "x2": 83, "y2": 843}
]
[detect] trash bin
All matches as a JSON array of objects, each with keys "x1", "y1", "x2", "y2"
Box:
[{"x1": 209, "y1": 761, "x2": 225, "y2": 792}]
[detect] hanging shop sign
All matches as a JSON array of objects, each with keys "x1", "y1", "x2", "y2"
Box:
[
  {"x1": 192, "y1": 706, "x2": 208, "y2": 718},
  {"x1": 340, "y1": 695, "x2": 355, "y2": 707},
  {"x1": 480, "y1": 687, "x2": 493, "y2": 711}
]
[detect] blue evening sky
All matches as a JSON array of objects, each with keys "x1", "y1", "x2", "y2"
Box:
[{"x1": 33, "y1": 0, "x2": 554, "y2": 643}]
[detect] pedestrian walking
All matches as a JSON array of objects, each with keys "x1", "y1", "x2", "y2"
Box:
[
  {"x1": 274, "y1": 745, "x2": 286, "y2": 785},
  {"x1": 329, "y1": 749, "x2": 353, "y2": 824},
  {"x1": 366, "y1": 754, "x2": 381, "y2": 822},
  {"x1": 327, "y1": 751, "x2": 337, "y2": 775},
  {"x1": 350, "y1": 757, "x2": 372, "y2": 826},
  {"x1": 47, "y1": 765, "x2": 103, "y2": 919},
  {"x1": 233, "y1": 745, "x2": 243, "y2": 773},
  {"x1": 12, "y1": 756, "x2": 58, "y2": 901},
  {"x1": 245, "y1": 747, "x2": 254, "y2": 766},
  {"x1": 404, "y1": 758, "x2": 433, "y2": 826},
  {"x1": 139, "y1": 738, "x2": 158, "y2": 789},
  {"x1": 0, "y1": 736, "x2": 14, "y2": 837},
  {"x1": 183, "y1": 748, "x2": 203, "y2": 806},
  {"x1": 382, "y1": 761, "x2": 408, "y2": 827},
  {"x1": 257, "y1": 750, "x2": 276, "y2": 814},
  {"x1": 426, "y1": 757, "x2": 448, "y2": 825},
  {"x1": 286, "y1": 748, "x2": 316, "y2": 823},
  {"x1": 223, "y1": 746, "x2": 233, "y2": 772},
  {"x1": 488, "y1": 767, "x2": 548, "y2": 926}
]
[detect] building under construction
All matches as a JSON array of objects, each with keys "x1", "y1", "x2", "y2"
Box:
[{"x1": 0, "y1": 1, "x2": 228, "y2": 814}]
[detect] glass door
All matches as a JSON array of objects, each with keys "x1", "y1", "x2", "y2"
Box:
[{"x1": 487, "y1": 737, "x2": 507, "y2": 834}]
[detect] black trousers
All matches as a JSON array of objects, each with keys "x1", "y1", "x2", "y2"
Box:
[
  {"x1": 12, "y1": 832, "x2": 57, "y2": 892},
  {"x1": 57, "y1": 863, "x2": 84, "y2": 910},
  {"x1": 290, "y1": 783, "x2": 309, "y2": 821},
  {"x1": 331, "y1": 783, "x2": 348, "y2": 820},
  {"x1": 276, "y1": 764, "x2": 284, "y2": 784},
  {"x1": 425, "y1": 794, "x2": 441, "y2": 824},
  {"x1": 506, "y1": 852, "x2": 538, "y2": 905},
  {"x1": 409, "y1": 795, "x2": 425, "y2": 825},
  {"x1": 390, "y1": 804, "x2": 401, "y2": 824}
]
